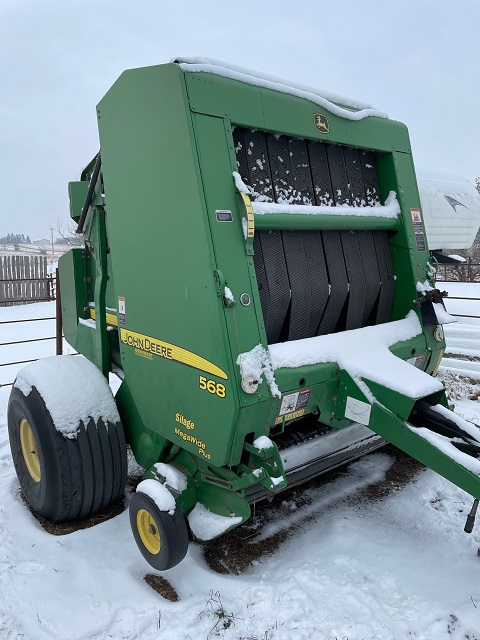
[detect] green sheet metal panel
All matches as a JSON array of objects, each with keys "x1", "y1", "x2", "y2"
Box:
[
  {"x1": 96, "y1": 64, "x2": 239, "y2": 467},
  {"x1": 184, "y1": 70, "x2": 410, "y2": 153}
]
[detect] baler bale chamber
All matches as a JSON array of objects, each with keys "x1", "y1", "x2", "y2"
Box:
[{"x1": 8, "y1": 59, "x2": 480, "y2": 570}]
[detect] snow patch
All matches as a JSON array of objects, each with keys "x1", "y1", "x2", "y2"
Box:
[
  {"x1": 153, "y1": 463, "x2": 187, "y2": 493},
  {"x1": 253, "y1": 436, "x2": 273, "y2": 450},
  {"x1": 433, "y1": 302, "x2": 456, "y2": 325},
  {"x1": 252, "y1": 191, "x2": 400, "y2": 218},
  {"x1": 224, "y1": 286, "x2": 235, "y2": 303},
  {"x1": 236, "y1": 344, "x2": 280, "y2": 398},
  {"x1": 136, "y1": 479, "x2": 176, "y2": 515},
  {"x1": 188, "y1": 503, "x2": 242, "y2": 540},
  {"x1": 176, "y1": 57, "x2": 388, "y2": 121},
  {"x1": 408, "y1": 426, "x2": 480, "y2": 475},
  {"x1": 416, "y1": 280, "x2": 434, "y2": 293},
  {"x1": 430, "y1": 404, "x2": 480, "y2": 442},
  {"x1": 232, "y1": 171, "x2": 251, "y2": 195},
  {"x1": 78, "y1": 317, "x2": 95, "y2": 329},
  {"x1": 241, "y1": 217, "x2": 248, "y2": 239},
  {"x1": 14, "y1": 356, "x2": 119, "y2": 439}
]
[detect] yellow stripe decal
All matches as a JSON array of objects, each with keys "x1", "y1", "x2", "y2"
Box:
[
  {"x1": 89, "y1": 309, "x2": 118, "y2": 327},
  {"x1": 241, "y1": 192, "x2": 255, "y2": 238},
  {"x1": 275, "y1": 409, "x2": 305, "y2": 425},
  {"x1": 119, "y1": 328, "x2": 228, "y2": 380}
]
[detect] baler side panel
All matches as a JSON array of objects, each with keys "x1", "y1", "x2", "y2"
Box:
[{"x1": 95, "y1": 65, "x2": 239, "y2": 468}]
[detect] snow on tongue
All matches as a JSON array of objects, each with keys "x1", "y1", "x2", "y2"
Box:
[{"x1": 242, "y1": 312, "x2": 443, "y2": 400}]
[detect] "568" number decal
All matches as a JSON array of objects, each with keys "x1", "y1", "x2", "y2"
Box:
[{"x1": 199, "y1": 376, "x2": 226, "y2": 398}]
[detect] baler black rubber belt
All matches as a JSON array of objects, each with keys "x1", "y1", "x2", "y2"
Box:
[
  {"x1": 281, "y1": 231, "x2": 312, "y2": 341},
  {"x1": 242, "y1": 130, "x2": 274, "y2": 202},
  {"x1": 308, "y1": 141, "x2": 334, "y2": 205},
  {"x1": 373, "y1": 231, "x2": 395, "y2": 324},
  {"x1": 302, "y1": 231, "x2": 330, "y2": 336},
  {"x1": 267, "y1": 135, "x2": 297, "y2": 204},
  {"x1": 344, "y1": 147, "x2": 366, "y2": 206},
  {"x1": 289, "y1": 138, "x2": 315, "y2": 205},
  {"x1": 253, "y1": 234, "x2": 270, "y2": 336},
  {"x1": 327, "y1": 145, "x2": 351, "y2": 206},
  {"x1": 360, "y1": 151, "x2": 381, "y2": 205},
  {"x1": 266, "y1": 135, "x2": 315, "y2": 341},
  {"x1": 288, "y1": 142, "x2": 332, "y2": 335},
  {"x1": 340, "y1": 231, "x2": 367, "y2": 330},
  {"x1": 316, "y1": 231, "x2": 349, "y2": 336},
  {"x1": 357, "y1": 230, "x2": 382, "y2": 325},
  {"x1": 254, "y1": 231, "x2": 290, "y2": 344}
]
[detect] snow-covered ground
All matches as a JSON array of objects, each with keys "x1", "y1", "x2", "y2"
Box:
[
  {"x1": 439, "y1": 280, "x2": 480, "y2": 382},
  {"x1": 1, "y1": 290, "x2": 480, "y2": 640}
]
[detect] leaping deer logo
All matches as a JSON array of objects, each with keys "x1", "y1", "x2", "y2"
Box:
[{"x1": 314, "y1": 113, "x2": 330, "y2": 134}]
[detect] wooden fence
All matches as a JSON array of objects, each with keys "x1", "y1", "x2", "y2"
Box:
[
  {"x1": 436, "y1": 262, "x2": 480, "y2": 282},
  {"x1": 0, "y1": 255, "x2": 54, "y2": 306}
]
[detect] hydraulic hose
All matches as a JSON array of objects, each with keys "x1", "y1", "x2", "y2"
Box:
[{"x1": 76, "y1": 152, "x2": 102, "y2": 234}]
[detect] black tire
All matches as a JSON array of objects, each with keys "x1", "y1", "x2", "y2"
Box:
[
  {"x1": 129, "y1": 491, "x2": 189, "y2": 570},
  {"x1": 8, "y1": 384, "x2": 127, "y2": 523}
]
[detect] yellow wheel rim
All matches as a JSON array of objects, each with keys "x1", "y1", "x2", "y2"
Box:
[
  {"x1": 137, "y1": 508, "x2": 161, "y2": 555},
  {"x1": 19, "y1": 418, "x2": 41, "y2": 483}
]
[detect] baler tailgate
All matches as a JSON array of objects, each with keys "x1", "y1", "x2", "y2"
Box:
[{"x1": 233, "y1": 126, "x2": 396, "y2": 344}]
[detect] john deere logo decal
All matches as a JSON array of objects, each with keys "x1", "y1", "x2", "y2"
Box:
[{"x1": 314, "y1": 113, "x2": 329, "y2": 134}]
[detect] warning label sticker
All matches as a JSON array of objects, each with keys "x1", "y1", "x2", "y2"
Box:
[
  {"x1": 411, "y1": 208, "x2": 426, "y2": 251},
  {"x1": 345, "y1": 396, "x2": 371, "y2": 426},
  {"x1": 415, "y1": 232, "x2": 426, "y2": 252},
  {"x1": 407, "y1": 354, "x2": 425, "y2": 369},
  {"x1": 279, "y1": 388, "x2": 311, "y2": 416},
  {"x1": 216, "y1": 209, "x2": 233, "y2": 222},
  {"x1": 118, "y1": 296, "x2": 126, "y2": 325},
  {"x1": 411, "y1": 208, "x2": 423, "y2": 231}
]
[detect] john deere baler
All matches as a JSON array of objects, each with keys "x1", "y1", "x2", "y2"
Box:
[{"x1": 9, "y1": 59, "x2": 480, "y2": 570}]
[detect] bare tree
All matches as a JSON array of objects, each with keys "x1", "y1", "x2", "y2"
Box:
[{"x1": 50, "y1": 219, "x2": 83, "y2": 247}]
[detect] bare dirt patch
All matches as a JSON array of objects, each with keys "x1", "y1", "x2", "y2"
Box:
[
  {"x1": 201, "y1": 445, "x2": 425, "y2": 575},
  {"x1": 21, "y1": 493, "x2": 126, "y2": 535},
  {"x1": 144, "y1": 574, "x2": 179, "y2": 602}
]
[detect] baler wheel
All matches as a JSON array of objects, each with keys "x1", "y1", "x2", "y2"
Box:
[
  {"x1": 7, "y1": 382, "x2": 127, "y2": 523},
  {"x1": 129, "y1": 491, "x2": 189, "y2": 571}
]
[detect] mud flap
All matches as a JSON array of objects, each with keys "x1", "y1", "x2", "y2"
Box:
[{"x1": 336, "y1": 371, "x2": 480, "y2": 501}]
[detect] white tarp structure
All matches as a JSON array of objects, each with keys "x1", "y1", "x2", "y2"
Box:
[{"x1": 418, "y1": 173, "x2": 480, "y2": 250}]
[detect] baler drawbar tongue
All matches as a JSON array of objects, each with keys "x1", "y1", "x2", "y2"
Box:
[{"x1": 336, "y1": 369, "x2": 480, "y2": 513}]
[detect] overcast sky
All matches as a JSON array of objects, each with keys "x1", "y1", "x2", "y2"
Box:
[{"x1": 1, "y1": 0, "x2": 479, "y2": 240}]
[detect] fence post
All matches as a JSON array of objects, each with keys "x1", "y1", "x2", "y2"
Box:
[{"x1": 56, "y1": 268, "x2": 63, "y2": 355}]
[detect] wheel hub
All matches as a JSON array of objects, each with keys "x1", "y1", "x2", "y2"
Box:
[
  {"x1": 137, "y1": 508, "x2": 161, "y2": 555},
  {"x1": 19, "y1": 418, "x2": 41, "y2": 483}
]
